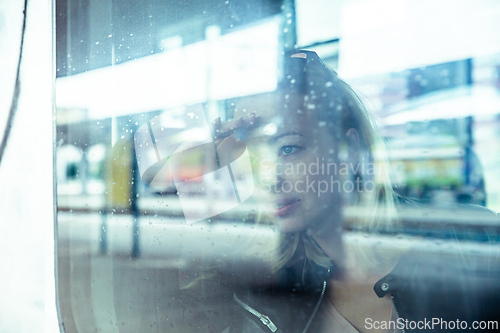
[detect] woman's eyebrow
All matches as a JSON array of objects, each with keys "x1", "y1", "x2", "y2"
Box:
[{"x1": 269, "y1": 131, "x2": 303, "y2": 144}]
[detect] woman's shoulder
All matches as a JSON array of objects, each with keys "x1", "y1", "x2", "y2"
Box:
[{"x1": 381, "y1": 204, "x2": 500, "y2": 324}]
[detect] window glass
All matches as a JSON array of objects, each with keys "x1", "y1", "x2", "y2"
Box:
[{"x1": 56, "y1": 1, "x2": 500, "y2": 332}]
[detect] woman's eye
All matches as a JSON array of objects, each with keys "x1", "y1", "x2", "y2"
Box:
[{"x1": 280, "y1": 145, "x2": 298, "y2": 156}]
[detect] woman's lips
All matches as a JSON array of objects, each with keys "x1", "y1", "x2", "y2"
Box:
[{"x1": 274, "y1": 198, "x2": 300, "y2": 217}]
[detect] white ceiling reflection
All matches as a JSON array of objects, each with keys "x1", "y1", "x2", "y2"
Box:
[
  {"x1": 56, "y1": 18, "x2": 280, "y2": 119},
  {"x1": 339, "y1": 0, "x2": 500, "y2": 78},
  {"x1": 382, "y1": 86, "x2": 500, "y2": 125}
]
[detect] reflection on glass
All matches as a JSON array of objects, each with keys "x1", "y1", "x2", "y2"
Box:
[{"x1": 55, "y1": 1, "x2": 500, "y2": 332}]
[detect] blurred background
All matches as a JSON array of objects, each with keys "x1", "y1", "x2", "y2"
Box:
[
  {"x1": 53, "y1": 0, "x2": 500, "y2": 332},
  {"x1": 0, "y1": 0, "x2": 499, "y2": 332},
  {"x1": 56, "y1": 0, "x2": 500, "y2": 214},
  {"x1": 54, "y1": 0, "x2": 500, "y2": 332}
]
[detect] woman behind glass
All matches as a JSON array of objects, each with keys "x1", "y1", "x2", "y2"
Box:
[{"x1": 208, "y1": 50, "x2": 499, "y2": 333}]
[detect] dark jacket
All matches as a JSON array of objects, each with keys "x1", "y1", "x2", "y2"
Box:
[{"x1": 230, "y1": 209, "x2": 500, "y2": 333}]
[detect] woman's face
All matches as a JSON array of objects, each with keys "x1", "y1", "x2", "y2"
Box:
[{"x1": 234, "y1": 91, "x2": 345, "y2": 234}]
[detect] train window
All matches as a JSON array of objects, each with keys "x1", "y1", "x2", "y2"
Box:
[{"x1": 55, "y1": 0, "x2": 500, "y2": 332}]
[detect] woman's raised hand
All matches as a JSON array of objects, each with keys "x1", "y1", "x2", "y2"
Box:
[
  {"x1": 210, "y1": 113, "x2": 258, "y2": 167},
  {"x1": 210, "y1": 113, "x2": 257, "y2": 146}
]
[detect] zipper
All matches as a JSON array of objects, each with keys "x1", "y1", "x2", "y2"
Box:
[
  {"x1": 302, "y1": 280, "x2": 327, "y2": 333},
  {"x1": 233, "y1": 280, "x2": 327, "y2": 333},
  {"x1": 233, "y1": 293, "x2": 278, "y2": 332},
  {"x1": 391, "y1": 295, "x2": 405, "y2": 333}
]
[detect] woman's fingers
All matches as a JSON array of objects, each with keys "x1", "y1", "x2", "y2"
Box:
[
  {"x1": 214, "y1": 117, "x2": 242, "y2": 140},
  {"x1": 211, "y1": 113, "x2": 257, "y2": 145}
]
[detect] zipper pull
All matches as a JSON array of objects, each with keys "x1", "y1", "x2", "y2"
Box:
[
  {"x1": 260, "y1": 315, "x2": 278, "y2": 332},
  {"x1": 234, "y1": 294, "x2": 278, "y2": 332}
]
